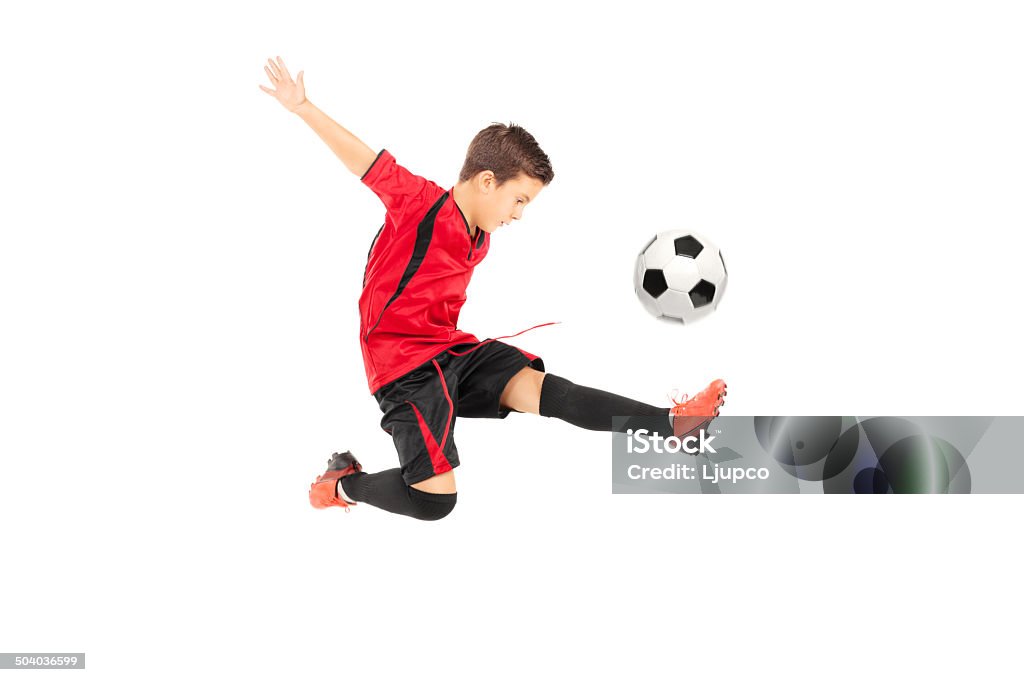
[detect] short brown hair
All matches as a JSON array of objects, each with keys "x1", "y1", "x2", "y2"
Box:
[{"x1": 459, "y1": 122, "x2": 554, "y2": 186}]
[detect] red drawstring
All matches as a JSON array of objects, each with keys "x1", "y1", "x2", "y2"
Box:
[{"x1": 446, "y1": 321, "x2": 559, "y2": 356}]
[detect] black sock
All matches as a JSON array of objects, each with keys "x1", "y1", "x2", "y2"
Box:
[
  {"x1": 538, "y1": 373, "x2": 673, "y2": 435},
  {"x1": 340, "y1": 468, "x2": 457, "y2": 521}
]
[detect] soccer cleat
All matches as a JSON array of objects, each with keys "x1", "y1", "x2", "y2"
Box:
[
  {"x1": 669, "y1": 379, "x2": 727, "y2": 440},
  {"x1": 309, "y1": 451, "x2": 363, "y2": 511}
]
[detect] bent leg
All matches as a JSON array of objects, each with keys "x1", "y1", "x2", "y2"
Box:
[
  {"x1": 359, "y1": 359, "x2": 460, "y2": 519},
  {"x1": 341, "y1": 469, "x2": 456, "y2": 521}
]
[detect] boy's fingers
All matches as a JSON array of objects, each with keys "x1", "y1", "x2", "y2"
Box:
[
  {"x1": 275, "y1": 55, "x2": 292, "y2": 81},
  {"x1": 264, "y1": 64, "x2": 277, "y2": 82},
  {"x1": 258, "y1": 84, "x2": 275, "y2": 95},
  {"x1": 266, "y1": 58, "x2": 281, "y2": 80}
]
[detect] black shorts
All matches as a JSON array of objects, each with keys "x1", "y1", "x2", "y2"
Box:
[{"x1": 372, "y1": 340, "x2": 545, "y2": 485}]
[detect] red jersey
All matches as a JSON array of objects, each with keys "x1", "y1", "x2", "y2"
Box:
[{"x1": 359, "y1": 149, "x2": 489, "y2": 394}]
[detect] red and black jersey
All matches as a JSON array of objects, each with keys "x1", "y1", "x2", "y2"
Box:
[{"x1": 358, "y1": 149, "x2": 490, "y2": 394}]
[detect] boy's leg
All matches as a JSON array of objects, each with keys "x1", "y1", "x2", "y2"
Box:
[
  {"x1": 500, "y1": 367, "x2": 725, "y2": 436},
  {"x1": 311, "y1": 358, "x2": 461, "y2": 520},
  {"x1": 498, "y1": 365, "x2": 545, "y2": 414},
  {"x1": 339, "y1": 468, "x2": 456, "y2": 520},
  {"x1": 446, "y1": 339, "x2": 723, "y2": 436},
  {"x1": 309, "y1": 451, "x2": 456, "y2": 520}
]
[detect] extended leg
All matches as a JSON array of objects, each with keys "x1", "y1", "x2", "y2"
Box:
[{"x1": 500, "y1": 367, "x2": 725, "y2": 436}]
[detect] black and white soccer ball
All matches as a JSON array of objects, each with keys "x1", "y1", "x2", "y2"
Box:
[{"x1": 634, "y1": 230, "x2": 728, "y2": 324}]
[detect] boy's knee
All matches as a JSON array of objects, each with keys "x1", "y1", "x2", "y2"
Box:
[
  {"x1": 408, "y1": 487, "x2": 457, "y2": 521},
  {"x1": 500, "y1": 366, "x2": 546, "y2": 415}
]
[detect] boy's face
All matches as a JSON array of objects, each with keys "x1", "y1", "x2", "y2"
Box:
[{"x1": 476, "y1": 172, "x2": 545, "y2": 233}]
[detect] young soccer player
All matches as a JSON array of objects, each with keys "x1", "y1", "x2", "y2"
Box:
[{"x1": 260, "y1": 56, "x2": 727, "y2": 521}]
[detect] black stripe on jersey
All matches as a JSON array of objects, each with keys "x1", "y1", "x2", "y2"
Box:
[
  {"x1": 363, "y1": 191, "x2": 448, "y2": 342},
  {"x1": 362, "y1": 223, "x2": 386, "y2": 288},
  {"x1": 454, "y1": 199, "x2": 472, "y2": 236},
  {"x1": 466, "y1": 225, "x2": 486, "y2": 260}
]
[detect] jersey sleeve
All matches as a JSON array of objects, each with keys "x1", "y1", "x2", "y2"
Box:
[{"x1": 360, "y1": 149, "x2": 436, "y2": 218}]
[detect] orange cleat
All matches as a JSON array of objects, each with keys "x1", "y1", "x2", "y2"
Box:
[
  {"x1": 669, "y1": 379, "x2": 727, "y2": 439},
  {"x1": 309, "y1": 451, "x2": 362, "y2": 511}
]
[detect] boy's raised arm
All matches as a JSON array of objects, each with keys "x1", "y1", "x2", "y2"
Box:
[{"x1": 260, "y1": 56, "x2": 379, "y2": 178}]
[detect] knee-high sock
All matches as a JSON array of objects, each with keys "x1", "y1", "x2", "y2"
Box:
[
  {"x1": 340, "y1": 469, "x2": 456, "y2": 521},
  {"x1": 538, "y1": 373, "x2": 673, "y2": 435}
]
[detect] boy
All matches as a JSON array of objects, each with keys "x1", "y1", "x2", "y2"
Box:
[{"x1": 260, "y1": 56, "x2": 727, "y2": 521}]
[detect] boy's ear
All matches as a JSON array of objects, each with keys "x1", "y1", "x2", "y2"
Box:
[{"x1": 475, "y1": 170, "x2": 497, "y2": 193}]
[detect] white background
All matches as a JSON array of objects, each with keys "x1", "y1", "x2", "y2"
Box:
[{"x1": 2, "y1": 0, "x2": 1022, "y2": 679}]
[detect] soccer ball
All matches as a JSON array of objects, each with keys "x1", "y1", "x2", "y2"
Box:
[{"x1": 634, "y1": 230, "x2": 728, "y2": 324}]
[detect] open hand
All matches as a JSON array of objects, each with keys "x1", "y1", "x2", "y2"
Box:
[{"x1": 259, "y1": 56, "x2": 307, "y2": 112}]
